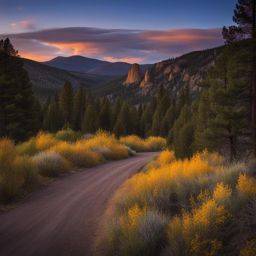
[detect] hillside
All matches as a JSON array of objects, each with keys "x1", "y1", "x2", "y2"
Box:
[
  {"x1": 97, "y1": 46, "x2": 224, "y2": 103},
  {"x1": 23, "y1": 46, "x2": 223, "y2": 101},
  {"x1": 44, "y1": 55, "x2": 152, "y2": 76},
  {"x1": 43, "y1": 55, "x2": 109, "y2": 74},
  {"x1": 23, "y1": 58, "x2": 112, "y2": 98}
]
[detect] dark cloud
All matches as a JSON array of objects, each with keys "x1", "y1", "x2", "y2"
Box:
[{"x1": 1, "y1": 27, "x2": 224, "y2": 63}]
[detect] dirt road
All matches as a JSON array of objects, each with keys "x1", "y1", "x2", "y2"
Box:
[{"x1": 0, "y1": 153, "x2": 157, "y2": 256}]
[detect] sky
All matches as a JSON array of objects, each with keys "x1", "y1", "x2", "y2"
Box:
[{"x1": 0, "y1": 0, "x2": 237, "y2": 63}]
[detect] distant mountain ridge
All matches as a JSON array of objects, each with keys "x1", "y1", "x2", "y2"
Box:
[
  {"x1": 22, "y1": 47, "x2": 224, "y2": 102},
  {"x1": 94, "y1": 46, "x2": 224, "y2": 104},
  {"x1": 23, "y1": 58, "x2": 113, "y2": 99},
  {"x1": 43, "y1": 55, "x2": 152, "y2": 76}
]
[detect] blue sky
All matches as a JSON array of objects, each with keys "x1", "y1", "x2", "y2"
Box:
[{"x1": 0, "y1": 0, "x2": 237, "y2": 63}]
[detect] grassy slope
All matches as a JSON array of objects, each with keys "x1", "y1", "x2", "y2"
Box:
[{"x1": 102, "y1": 150, "x2": 256, "y2": 256}]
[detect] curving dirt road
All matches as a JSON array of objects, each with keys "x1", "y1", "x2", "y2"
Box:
[{"x1": 0, "y1": 152, "x2": 157, "y2": 256}]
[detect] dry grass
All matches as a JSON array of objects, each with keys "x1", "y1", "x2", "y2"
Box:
[
  {"x1": 102, "y1": 150, "x2": 256, "y2": 256},
  {"x1": 55, "y1": 129, "x2": 83, "y2": 142},
  {"x1": 0, "y1": 139, "x2": 39, "y2": 202},
  {"x1": 0, "y1": 130, "x2": 132, "y2": 203},
  {"x1": 33, "y1": 151, "x2": 71, "y2": 177},
  {"x1": 120, "y1": 135, "x2": 166, "y2": 152}
]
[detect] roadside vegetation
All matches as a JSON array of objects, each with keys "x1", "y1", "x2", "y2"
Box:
[
  {"x1": 0, "y1": 129, "x2": 165, "y2": 203},
  {"x1": 120, "y1": 135, "x2": 166, "y2": 152},
  {"x1": 102, "y1": 150, "x2": 256, "y2": 256}
]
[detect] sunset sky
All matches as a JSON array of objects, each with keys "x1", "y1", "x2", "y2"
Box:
[{"x1": 0, "y1": 0, "x2": 237, "y2": 63}]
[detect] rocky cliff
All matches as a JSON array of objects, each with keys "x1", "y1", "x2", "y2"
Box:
[
  {"x1": 140, "y1": 69, "x2": 152, "y2": 89},
  {"x1": 138, "y1": 47, "x2": 222, "y2": 97},
  {"x1": 123, "y1": 63, "x2": 141, "y2": 85},
  {"x1": 98, "y1": 46, "x2": 223, "y2": 104},
  {"x1": 124, "y1": 47, "x2": 222, "y2": 99}
]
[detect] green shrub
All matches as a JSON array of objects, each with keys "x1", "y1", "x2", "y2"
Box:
[
  {"x1": 16, "y1": 138, "x2": 38, "y2": 156},
  {"x1": 55, "y1": 129, "x2": 83, "y2": 142}
]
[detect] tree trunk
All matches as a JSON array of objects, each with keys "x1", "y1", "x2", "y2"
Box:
[
  {"x1": 252, "y1": 0, "x2": 256, "y2": 156},
  {"x1": 229, "y1": 135, "x2": 237, "y2": 162}
]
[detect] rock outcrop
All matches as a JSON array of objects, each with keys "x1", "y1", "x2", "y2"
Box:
[
  {"x1": 123, "y1": 63, "x2": 141, "y2": 85},
  {"x1": 140, "y1": 69, "x2": 152, "y2": 89}
]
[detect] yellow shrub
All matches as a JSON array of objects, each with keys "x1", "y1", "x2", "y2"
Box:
[
  {"x1": 0, "y1": 139, "x2": 38, "y2": 202},
  {"x1": 16, "y1": 138, "x2": 38, "y2": 156},
  {"x1": 167, "y1": 199, "x2": 228, "y2": 256},
  {"x1": 240, "y1": 239, "x2": 256, "y2": 256},
  {"x1": 127, "y1": 204, "x2": 146, "y2": 228},
  {"x1": 237, "y1": 174, "x2": 256, "y2": 197},
  {"x1": 213, "y1": 182, "x2": 232, "y2": 204},
  {"x1": 168, "y1": 216, "x2": 183, "y2": 242},
  {"x1": 120, "y1": 135, "x2": 147, "y2": 152},
  {"x1": 198, "y1": 150, "x2": 224, "y2": 167},
  {"x1": 190, "y1": 235, "x2": 222, "y2": 256},
  {"x1": 120, "y1": 135, "x2": 166, "y2": 152},
  {"x1": 51, "y1": 141, "x2": 102, "y2": 167},
  {"x1": 119, "y1": 204, "x2": 147, "y2": 235},
  {"x1": 146, "y1": 136, "x2": 166, "y2": 151},
  {"x1": 192, "y1": 199, "x2": 228, "y2": 230},
  {"x1": 0, "y1": 139, "x2": 16, "y2": 171},
  {"x1": 158, "y1": 150, "x2": 175, "y2": 166},
  {"x1": 84, "y1": 131, "x2": 129, "y2": 160},
  {"x1": 196, "y1": 190, "x2": 211, "y2": 204},
  {"x1": 35, "y1": 132, "x2": 57, "y2": 151},
  {"x1": 55, "y1": 129, "x2": 82, "y2": 142}
]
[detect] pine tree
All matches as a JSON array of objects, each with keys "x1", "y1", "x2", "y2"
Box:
[
  {"x1": 223, "y1": 0, "x2": 255, "y2": 43},
  {"x1": 0, "y1": 38, "x2": 39, "y2": 141},
  {"x1": 151, "y1": 105, "x2": 164, "y2": 136},
  {"x1": 161, "y1": 104, "x2": 176, "y2": 137},
  {"x1": 137, "y1": 104, "x2": 144, "y2": 136},
  {"x1": 130, "y1": 106, "x2": 140, "y2": 134},
  {"x1": 34, "y1": 99, "x2": 43, "y2": 132},
  {"x1": 193, "y1": 90, "x2": 212, "y2": 151},
  {"x1": 99, "y1": 97, "x2": 111, "y2": 131},
  {"x1": 43, "y1": 99, "x2": 62, "y2": 132},
  {"x1": 172, "y1": 105, "x2": 194, "y2": 159},
  {"x1": 202, "y1": 46, "x2": 250, "y2": 161},
  {"x1": 59, "y1": 81, "x2": 73, "y2": 127},
  {"x1": 73, "y1": 87, "x2": 86, "y2": 130},
  {"x1": 176, "y1": 84, "x2": 190, "y2": 117},
  {"x1": 113, "y1": 102, "x2": 131, "y2": 136},
  {"x1": 223, "y1": 0, "x2": 256, "y2": 155},
  {"x1": 82, "y1": 103, "x2": 97, "y2": 133},
  {"x1": 141, "y1": 97, "x2": 157, "y2": 136},
  {"x1": 111, "y1": 98, "x2": 122, "y2": 131}
]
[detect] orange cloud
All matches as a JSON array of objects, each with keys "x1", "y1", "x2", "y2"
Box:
[
  {"x1": 47, "y1": 42, "x2": 104, "y2": 56},
  {"x1": 142, "y1": 29, "x2": 219, "y2": 43},
  {"x1": 6, "y1": 27, "x2": 223, "y2": 63},
  {"x1": 20, "y1": 52, "x2": 53, "y2": 62},
  {"x1": 103, "y1": 56, "x2": 144, "y2": 64}
]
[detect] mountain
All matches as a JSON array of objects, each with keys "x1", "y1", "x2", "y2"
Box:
[
  {"x1": 95, "y1": 46, "x2": 224, "y2": 104},
  {"x1": 44, "y1": 55, "x2": 152, "y2": 76},
  {"x1": 44, "y1": 56, "x2": 109, "y2": 74},
  {"x1": 23, "y1": 58, "x2": 112, "y2": 99},
  {"x1": 23, "y1": 46, "x2": 223, "y2": 102},
  {"x1": 88, "y1": 62, "x2": 131, "y2": 76}
]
